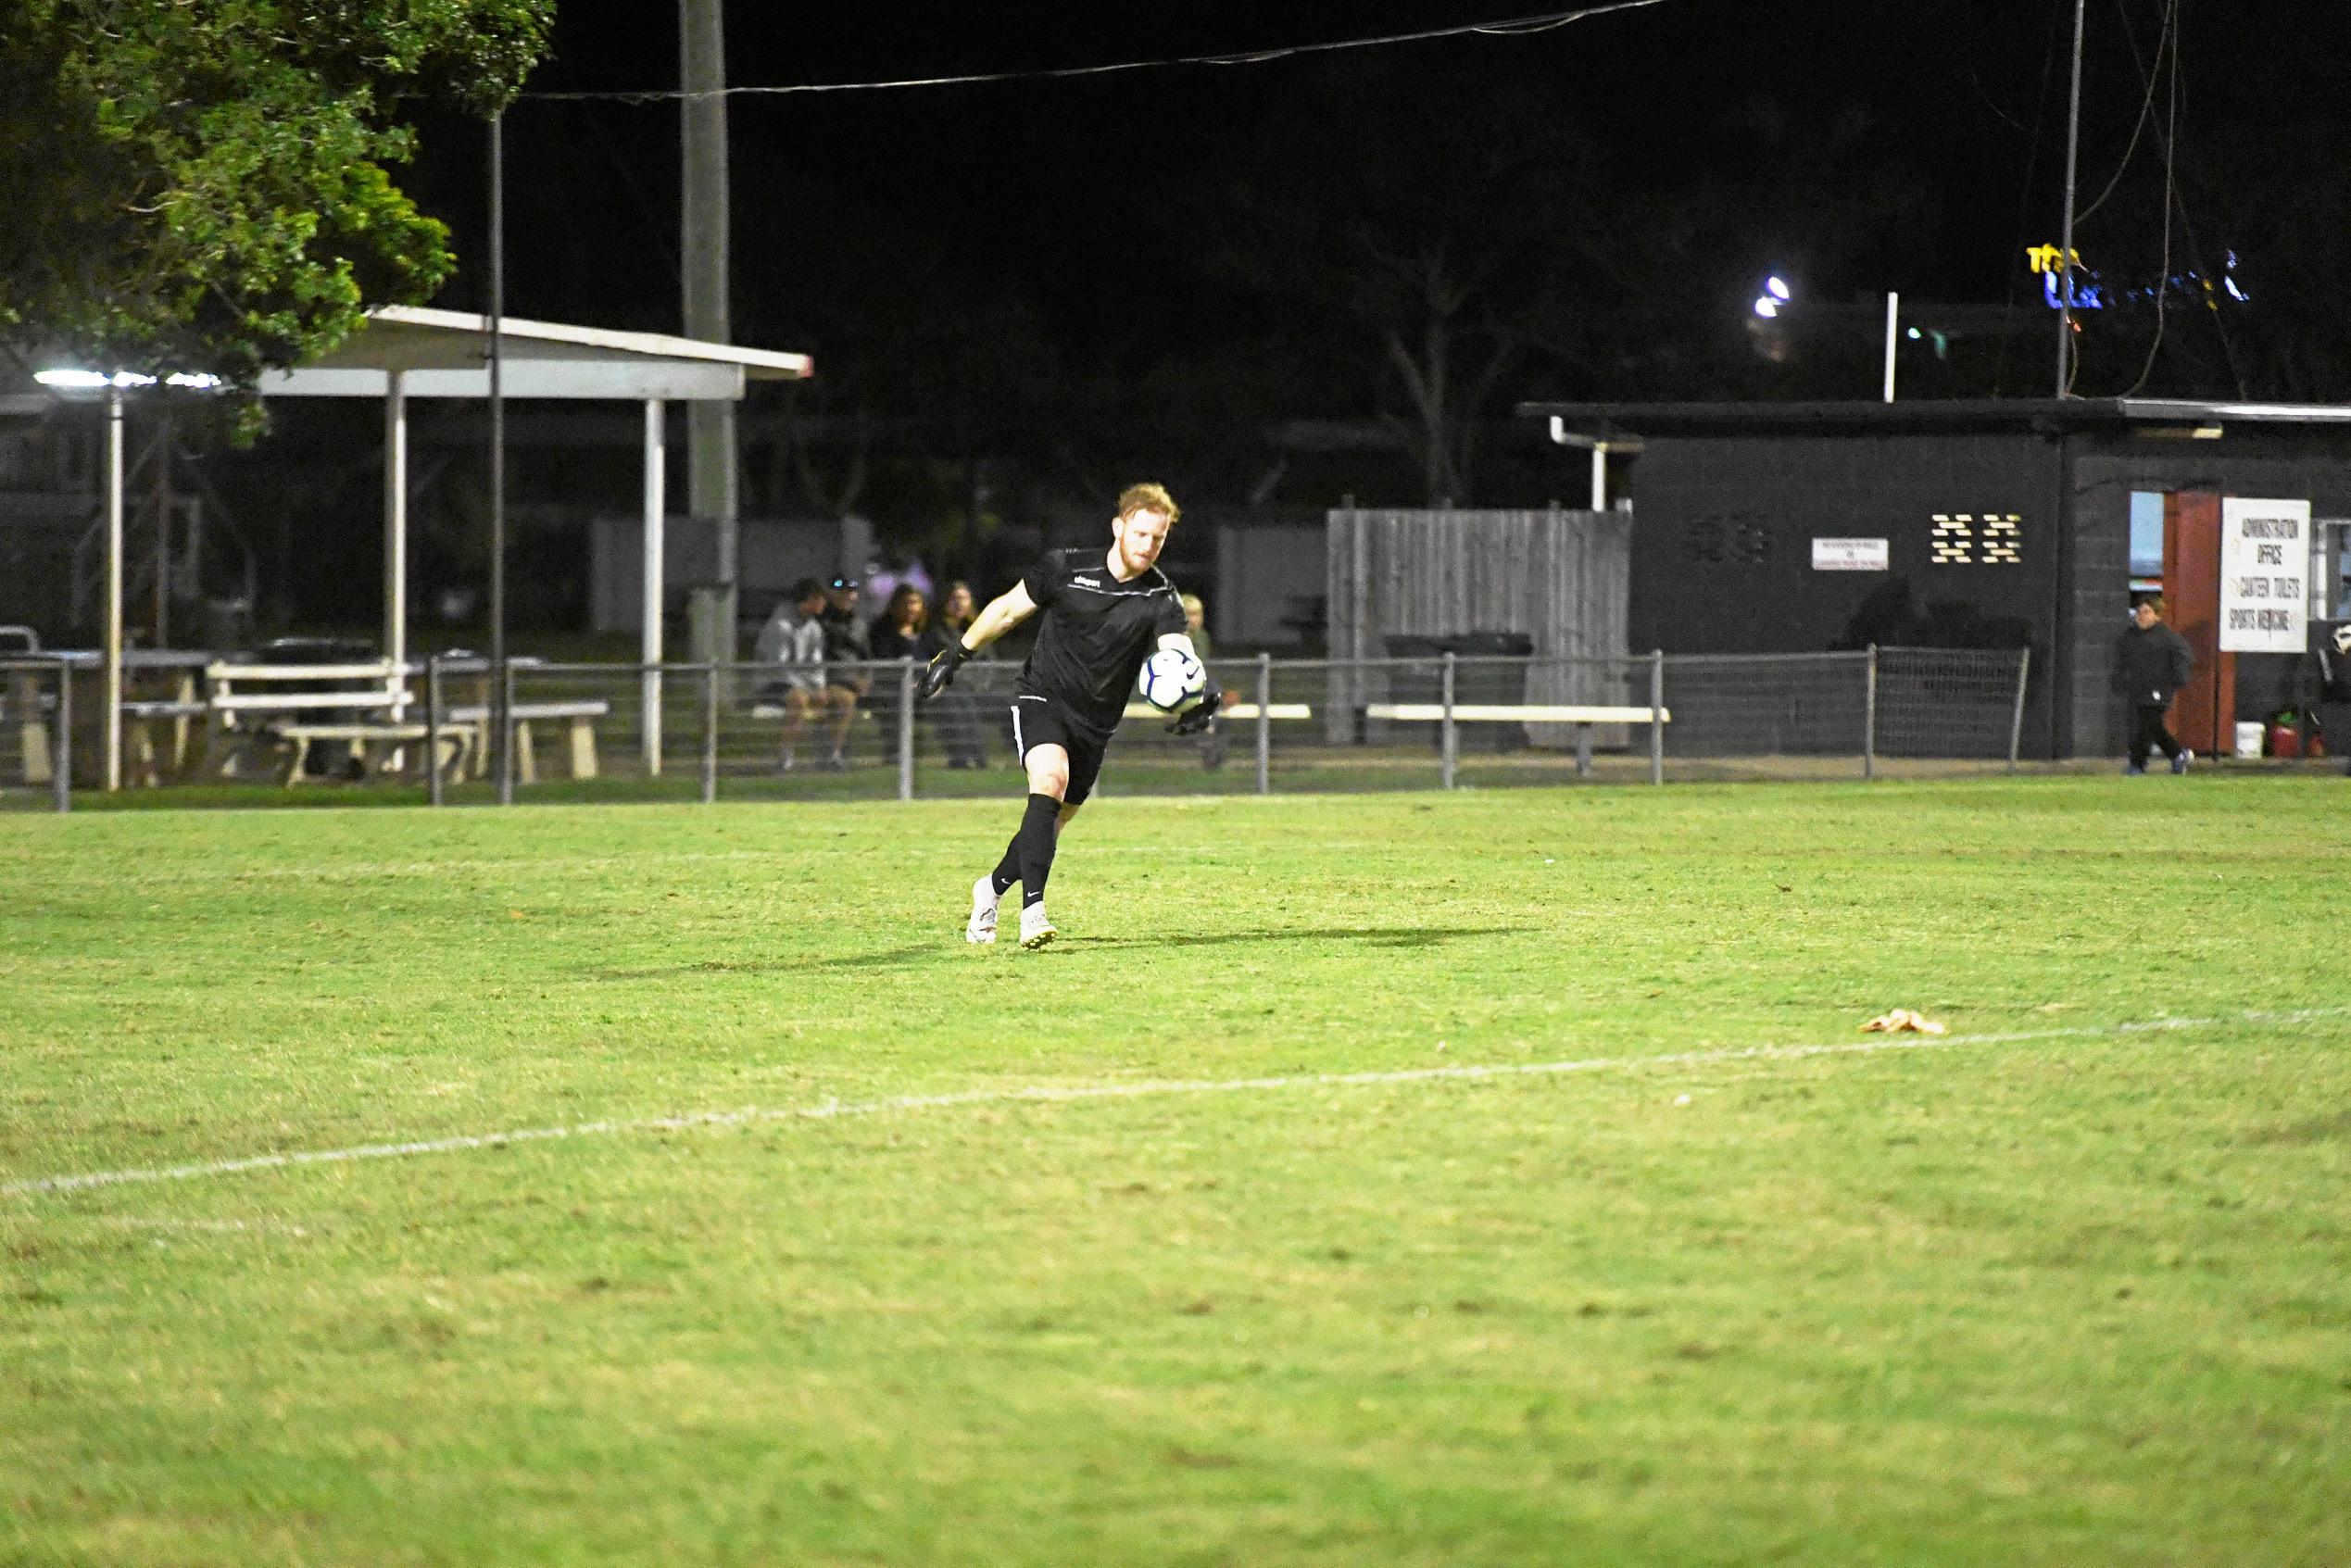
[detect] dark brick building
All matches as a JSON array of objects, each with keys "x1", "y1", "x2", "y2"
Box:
[{"x1": 1521, "y1": 399, "x2": 2351, "y2": 759}]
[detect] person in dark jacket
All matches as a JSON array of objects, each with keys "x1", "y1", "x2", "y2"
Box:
[
  {"x1": 867, "y1": 583, "x2": 929, "y2": 768},
  {"x1": 2116, "y1": 596, "x2": 2196, "y2": 774}
]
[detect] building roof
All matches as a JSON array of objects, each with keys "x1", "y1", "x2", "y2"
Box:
[
  {"x1": 6, "y1": 306, "x2": 814, "y2": 408},
  {"x1": 1520, "y1": 397, "x2": 2351, "y2": 441},
  {"x1": 260, "y1": 305, "x2": 813, "y2": 401}
]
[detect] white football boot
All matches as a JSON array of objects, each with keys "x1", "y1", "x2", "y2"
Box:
[
  {"x1": 965, "y1": 876, "x2": 999, "y2": 945},
  {"x1": 1019, "y1": 903, "x2": 1057, "y2": 950}
]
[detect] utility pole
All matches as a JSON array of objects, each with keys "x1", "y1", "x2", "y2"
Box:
[
  {"x1": 2056, "y1": 0, "x2": 2087, "y2": 397},
  {"x1": 681, "y1": 0, "x2": 737, "y2": 660}
]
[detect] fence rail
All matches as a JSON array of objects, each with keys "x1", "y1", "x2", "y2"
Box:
[{"x1": 3, "y1": 646, "x2": 2033, "y2": 811}]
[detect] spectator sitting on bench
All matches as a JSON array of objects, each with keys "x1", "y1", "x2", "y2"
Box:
[
  {"x1": 867, "y1": 583, "x2": 930, "y2": 768},
  {"x1": 1182, "y1": 591, "x2": 1226, "y2": 771},
  {"x1": 928, "y1": 581, "x2": 991, "y2": 770},
  {"x1": 816, "y1": 574, "x2": 871, "y2": 766},
  {"x1": 755, "y1": 577, "x2": 853, "y2": 772}
]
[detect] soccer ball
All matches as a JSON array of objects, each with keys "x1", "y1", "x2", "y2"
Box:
[{"x1": 1136, "y1": 647, "x2": 1208, "y2": 714}]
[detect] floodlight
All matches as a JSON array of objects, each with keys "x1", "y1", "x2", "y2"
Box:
[
  {"x1": 1766, "y1": 276, "x2": 1792, "y2": 301},
  {"x1": 1753, "y1": 297, "x2": 1779, "y2": 320}
]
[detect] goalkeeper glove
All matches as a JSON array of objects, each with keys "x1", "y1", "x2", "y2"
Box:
[
  {"x1": 1169, "y1": 688, "x2": 1224, "y2": 735},
  {"x1": 920, "y1": 642, "x2": 970, "y2": 701}
]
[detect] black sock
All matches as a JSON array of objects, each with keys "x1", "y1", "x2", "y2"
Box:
[
  {"x1": 1014, "y1": 792, "x2": 1061, "y2": 908},
  {"x1": 989, "y1": 837, "x2": 1020, "y2": 897}
]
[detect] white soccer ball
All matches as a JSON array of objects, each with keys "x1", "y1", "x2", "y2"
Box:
[{"x1": 1136, "y1": 647, "x2": 1208, "y2": 714}]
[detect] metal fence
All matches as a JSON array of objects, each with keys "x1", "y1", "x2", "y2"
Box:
[
  {"x1": 3, "y1": 646, "x2": 2032, "y2": 811},
  {"x1": 0, "y1": 659, "x2": 73, "y2": 812}
]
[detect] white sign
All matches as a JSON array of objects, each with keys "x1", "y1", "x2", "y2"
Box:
[
  {"x1": 1812, "y1": 537, "x2": 1890, "y2": 571},
  {"x1": 2219, "y1": 498, "x2": 2308, "y2": 653}
]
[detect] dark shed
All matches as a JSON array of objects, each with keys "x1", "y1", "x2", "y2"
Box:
[{"x1": 1518, "y1": 399, "x2": 2351, "y2": 759}]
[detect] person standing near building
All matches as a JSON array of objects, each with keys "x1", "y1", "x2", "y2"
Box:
[
  {"x1": 918, "y1": 483, "x2": 1220, "y2": 949},
  {"x1": 2116, "y1": 596, "x2": 2195, "y2": 774}
]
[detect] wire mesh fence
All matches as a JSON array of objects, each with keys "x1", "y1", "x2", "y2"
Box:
[
  {"x1": 18, "y1": 646, "x2": 2034, "y2": 809},
  {"x1": 1875, "y1": 646, "x2": 2033, "y2": 761},
  {"x1": 0, "y1": 659, "x2": 72, "y2": 812}
]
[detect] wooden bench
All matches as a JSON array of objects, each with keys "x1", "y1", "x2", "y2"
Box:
[
  {"x1": 120, "y1": 697, "x2": 210, "y2": 787},
  {"x1": 273, "y1": 721, "x2": 468, "y2": 785},
  {"x1": 203, "y1": 661, "x2": 467, "y2": 784},
  {"x1": 1366, "y1": 702, "x2": 1671, "y2": 775},
  {"x1": 1120, "y1": 702, "x2": 1314, "y2": 721},
  {"x1": 446, "y1": 700, "x2": 609, "y2": 783}
]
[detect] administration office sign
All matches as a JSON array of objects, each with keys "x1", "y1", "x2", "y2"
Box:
[{"x1": 2219, "y1": 498, "x2": 2309, "y2": 654}]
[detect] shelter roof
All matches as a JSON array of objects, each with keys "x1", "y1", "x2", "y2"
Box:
[
  {"x1": 1520, "y1": 397, "x2": 2351, "y2": 442},
  {"x1": 259, "y1": 306, "x2": 812, "y2": 401}
]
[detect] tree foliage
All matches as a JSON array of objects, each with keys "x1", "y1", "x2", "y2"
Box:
[
  {"x1": 0, "y1": 0, "x2": 552, "y2": 422},
  {"x1": 1195, "y1": 61, "x2": 1605, "y2": 506}
]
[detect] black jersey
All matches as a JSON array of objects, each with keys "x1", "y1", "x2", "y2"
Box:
[{"x1": 1016, "y1": 547, "x2": 1187, "y2": 732}]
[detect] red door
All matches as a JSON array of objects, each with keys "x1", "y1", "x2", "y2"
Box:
[{"x1": 2162, "y1": 492, "x2": 2235, "y2": 757}]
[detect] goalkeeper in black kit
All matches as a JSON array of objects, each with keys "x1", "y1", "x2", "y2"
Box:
[{"x1": 919, "y1": 483, "x2": 1220, "y2": 950}]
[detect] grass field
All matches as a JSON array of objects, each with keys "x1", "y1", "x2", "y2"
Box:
[{"x1": 5, "y1": 777, "x2": 2348, "y2": 1565}]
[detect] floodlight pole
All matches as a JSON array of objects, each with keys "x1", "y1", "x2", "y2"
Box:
[
  {"x1": 681, "y1": 0, "x2": 738, "y2": 667},
  {"x1": 2056, "y1": 0, "x2": 2087, "y2": 396},
  {"x1": 489, "y1": 108, "x2": 511, "y2": 804}
]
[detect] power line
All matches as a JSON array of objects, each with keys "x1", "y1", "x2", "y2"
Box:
[
  {"x1": 2120, "y1": 0, "x2": 2180, "y2": 396},
  {"x1": 2110, "y1": 0, "x2": 2251, "y2": 396},
  {"x1": 2072, "y1": 0, "x2": 2173, "y2": 226},
  {"x1": 520, "y1": 0, "x2": 1680, "y2": 104},
  {"x1": 1990, "y1": 0, "x2": 2068, "y2": 396}
]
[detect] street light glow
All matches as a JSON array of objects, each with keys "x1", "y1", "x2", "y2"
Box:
[
  {"x1": 33, "y1": 369, "x2": 220, "y2": 391},
  {"x1": 1753, "y1": 297, "x2": 1779, "y2": 320},
  {"x1": 1766, "y1": 276, "x2": 1791, "y2": 301}
]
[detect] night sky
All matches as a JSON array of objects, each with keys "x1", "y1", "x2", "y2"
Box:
[{"x1": 401, "y1": 0, "x2": 2332, "y2": 376}]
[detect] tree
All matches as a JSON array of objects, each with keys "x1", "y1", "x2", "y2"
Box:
[
  {"x1": 1192, "y1": 61, "x2": 1605, "y2": 506},
  {"x1": 0, "y1": 0, "x2": 551, "y2": 428}
]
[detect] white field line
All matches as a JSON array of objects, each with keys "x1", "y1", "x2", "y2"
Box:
[{"x1": 7, "y1": 1005, "x2": 2347, "y2": 1200}]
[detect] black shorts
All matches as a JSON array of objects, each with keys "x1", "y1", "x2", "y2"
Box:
[{"x1": 1010, "y1": 693, "x2": 1112, "y2": 806}]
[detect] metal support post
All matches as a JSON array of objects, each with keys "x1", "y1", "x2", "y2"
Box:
[
  {"x1": 1649, "y1": 651, "x2": 1666, "y2": 785},
  {"x1": 497, "y1": 658, "x2": 516, "y2": 805},
  {"x1": 425, "y1": 653, "x2": 444, "y2": 807},
  {"x1": 700, "y1": 662, "x2": 719, "y2": 804},
  {"x1": 52, "y1": 659, "x2": 72, "y2": 813},
  {"x1": 1882, "y1": 292, "x2": 1899, "y2": 403},
  {"x1": 642, "y1": 397, "x2": 665, "y2": 777},
  {"x1": 1864, "y1": 643, "x2": 1880, "y2": 780},
  {"x1": 2008, "y1": 646, "x2": 2032, "y2": 773},
  {"x1": 897, "y1": 659, "x2": 916, "y2": 801},
  {"x1": 103, "y1": 386, "x2": 123, "y2": 792},
  {"x1": 1440, "y1": 651, "x2": 1458, "y2": 790},
  {"x1": 487, "y1": 110, "x2": 509, "y2": 807},
  {"x1": 1254, "y1": 652, "x2": 1272, "y2": 796}
]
